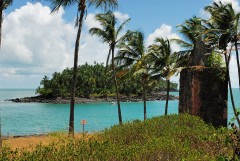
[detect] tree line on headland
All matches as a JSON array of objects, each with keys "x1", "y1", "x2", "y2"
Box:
[{"x1": 36, "y1": 63, "x2": 178, "y2": 98}]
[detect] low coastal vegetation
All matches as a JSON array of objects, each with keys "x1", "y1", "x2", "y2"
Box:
[{"x1": 0, "y1": 114, "x2": 238, "y2": 160}]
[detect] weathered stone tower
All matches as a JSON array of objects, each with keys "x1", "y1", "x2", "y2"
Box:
[{"x1": 179, "y1": 39, "x2": 228, "y2": 127}]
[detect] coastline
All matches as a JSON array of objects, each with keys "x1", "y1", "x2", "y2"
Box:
[{"x1": 6, "y1": 92, "x2": 178, "y2": 104}]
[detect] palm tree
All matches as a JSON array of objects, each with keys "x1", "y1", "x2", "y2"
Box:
[
  {"x1": 148, "y1": 38, "x2": 177, "y2": 115},
  {"x1": 50, "y1": 0, "x2": 118, "y2": 135},
  {"x1": 204, "y1": 1, "x2": 240, "y2": 126},
  {"x1": 117, "y1": 30, "x2": 150, "y2": 120},
  {"x1": 0, "y1": 0, "x2": 13, "y2": 47},
  {"x1": 173, "y1": 16, "x2": 208, "y2": 67},
  {"x1": 89, "y1": 11, "x2": 130, "y2": 124},
  {"x1": 205, "y1": 2, "x2": 240, "y2": 87}
]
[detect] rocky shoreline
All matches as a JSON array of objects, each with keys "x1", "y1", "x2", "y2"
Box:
[{"x1": 6, "y1": 93, "x2": 178, "y2": 104}]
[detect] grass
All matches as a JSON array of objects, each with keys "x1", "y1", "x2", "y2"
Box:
[{"x1": 0, "y1": 114, "x2": 236, "y2": 160}]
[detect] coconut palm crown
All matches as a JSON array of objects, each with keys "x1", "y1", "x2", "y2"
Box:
[
  {"x1": 148, "y1": 38, "x2": 177, "y2": 115},
  {"x1": 204, "y1": 1, "x2": 240, "y2": 126},
  {"x1": 117, "y1": 30, "x2": 150, "y2": 120}
]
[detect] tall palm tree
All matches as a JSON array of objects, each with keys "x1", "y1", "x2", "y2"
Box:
[
  {"x1": 89, "y1": 11, "x2": 130, "y2": 124},
  {"x1": 0, "y1": 0, "x2": 13, "y2": 47},
  {"x1": 205, "y1": 2, "x2": 240, "y2": 87},
  {"x1": 50, "y1": 0, "x2": 118, "y2": 135},
  {"x1": 117, "y1": 30, "x2": 150, "y2": 120},
  {"x1": 204, "y1": 1, "x2": 240, "y2": 126},
  {"x1": 148, "y1": 38, "x2": 177, "y2": 115},
  {"x1": 173, "y1": 16, "x2": 208, "y2": 67}
]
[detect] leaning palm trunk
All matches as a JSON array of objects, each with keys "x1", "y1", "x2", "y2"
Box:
[
  {"x1": 228, "y1": 69, "x2": 240, "y2": 126},
  {"x1": 234, "y1": 41, "x2": 240, "y2": 90},
  {"x1": 111, "y1": 45, "x2": 122, "y2": 124},
  {"x1": 69, "y1": 0, "x2": 86, "y2": 135},
  {"x1": 165, "y1": 79, "x2": 170, "y2": 115},
  {"x1": 143, "y1": 75, "x2": 147, "y2": 120},
  {"x1": 224, "y1": 53, "x2": 240, "y2": 127}
]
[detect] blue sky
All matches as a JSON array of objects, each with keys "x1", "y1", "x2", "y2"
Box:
[
  {"x1": 0, "y1": 0, "x2": 239, "y2": 88},
  {"x1": 6, "y1": 0, "x2": 212, "y2": 34}
]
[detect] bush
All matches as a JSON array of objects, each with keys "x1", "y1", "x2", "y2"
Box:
[{"x1": 0, "y1": 114, "x2": 233, "y2": 160}]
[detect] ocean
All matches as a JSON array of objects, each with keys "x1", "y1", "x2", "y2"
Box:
[{"x1": 0, "y1": 89, "x2": 239, "y2": 136}]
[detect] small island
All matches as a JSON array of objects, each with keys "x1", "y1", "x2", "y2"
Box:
[{"x1": 7, "y1": 63, "x2": 178, "y2": 104}]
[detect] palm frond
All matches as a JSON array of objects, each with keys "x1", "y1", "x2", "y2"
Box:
[
  {"x1": 89, "y1": 27, "x2": 110, "y2": 43},
  {"x1": 88, "y1": 0, "x2": 118, "y2": 10},
  {"x1": 116, "y1": 18, "x2": 131, "y2": 40},
  {"x1": 3, "y1": 0, "x2": 13, "y2": 9},
  {"x1": 51, "y1": 0, "x2": 77, "y2": 13},
  {"x1": 171, "y1": 38, "x2": 193, "y2": 49}
]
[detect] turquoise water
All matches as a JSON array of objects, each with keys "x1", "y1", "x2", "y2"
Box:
[{"x1": 0, "y1": 89, "x2": 239, "y2": 136}]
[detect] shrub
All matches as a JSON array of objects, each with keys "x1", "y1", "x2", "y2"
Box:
[{"x1": 0, "y1": 114, "x2": 233, "y2": 160}]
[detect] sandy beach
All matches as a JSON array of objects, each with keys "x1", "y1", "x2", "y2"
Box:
[{"x1": 2, "y1": 133, "x2": 92, "y2": 150}]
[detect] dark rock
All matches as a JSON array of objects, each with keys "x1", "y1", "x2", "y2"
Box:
[{"x1": 7, "y1": 93, "x2": 178, "y2": 104}]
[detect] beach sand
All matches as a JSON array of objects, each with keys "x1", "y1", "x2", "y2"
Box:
[{"x1": 2, "y1": 133, "x2": 92, "y2": 150}]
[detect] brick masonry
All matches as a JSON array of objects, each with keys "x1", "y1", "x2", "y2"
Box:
[{"x1": 179, "y1": 66, "x2": 228, "y2": 127}]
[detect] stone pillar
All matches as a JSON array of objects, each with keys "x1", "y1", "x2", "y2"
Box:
[{"x1": 179, "y1": 67, "x2": 228, "y2": 127}]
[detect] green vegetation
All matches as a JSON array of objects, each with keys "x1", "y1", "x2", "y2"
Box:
[
  {"x1": 36, "y1": 63, "x2": 178, "y2": 98},
  {"x1": 0, "y1": 114, "x2": 237, "y2": 160},
  {"x1": 205, "y1": 51, "x2": 225, "y2": 68}
]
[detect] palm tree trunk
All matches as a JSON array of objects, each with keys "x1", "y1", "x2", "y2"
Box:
[
  {"x1": 165, "y1": 79, "x2": 170, "y2": 115},
  {"x1": 228, "y1": 71, "x2": 240, "y2": 126},
  {"x1": 234, "y1": 41, "x2": 240, "y2": 90},
  {"x1": 143, "y1": 75, "x2": 147, "y2": 120},
  {"x1": 224, "y1": 53, "x2": 240, "y2": 127},
  {"x1": 111, "y1": 44, "x2": 122, "y2": 125},
  {"x1": 69, "y1": 1, "x2": 86, "y2": 136}
]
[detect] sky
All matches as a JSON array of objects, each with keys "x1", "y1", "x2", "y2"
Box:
[{"x1": 0, "y1": 0, "x2": 240, "y2": 89}]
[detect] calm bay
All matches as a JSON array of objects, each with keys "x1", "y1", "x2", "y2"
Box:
[{"x1": 0, "y1": 89, "x2": 239, "y2": 136}]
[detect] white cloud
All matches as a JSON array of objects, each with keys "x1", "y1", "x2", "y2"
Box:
[
  {"x1": 78, "y1": 33, "x2": 109, "y2": 65},
  {"x1": 84, "y1": 13, "x2": 102, "y2": 30},
  {"x1": 113, "y1": 11, "x2": 130, "y2": 23},
  {"x1": 0, "y1": 3, "x2": 131, "y2": 88},
  {"x1": 146, "y1": 24, "x2": 181, "y2": 52},
  {"x1": 0, "y1": 2, "x2": 76, "y2": 77},
  {"x1": 201, "y1": 0, "x2": 240, "y2": 19},
  {"x1": 214, "y1": 0, "x2": 240, "y2": 12}
]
